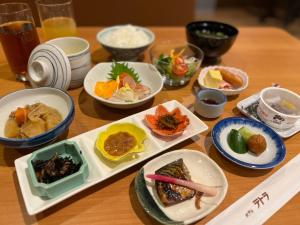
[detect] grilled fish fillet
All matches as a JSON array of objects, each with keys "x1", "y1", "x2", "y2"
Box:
[{"x1": 155, "y1": 158, "x2": 195, "y2": 206}]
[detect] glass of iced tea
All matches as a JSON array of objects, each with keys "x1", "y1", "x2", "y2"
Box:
[
  {"x1": 0, "y1": 3, "x2": 40, "y2": 82},
  {"x1": 36, "y1": 0, "x2": 77, "y2": 40}
]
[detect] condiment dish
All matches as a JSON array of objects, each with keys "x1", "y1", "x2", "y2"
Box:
[{"x1": 28, "y1": 140, "x2": 89, "y2": 198}]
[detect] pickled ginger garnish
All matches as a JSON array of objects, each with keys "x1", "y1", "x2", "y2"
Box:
[{"x1": 146, "y1": 174, "x2": 220, "y2": 196}]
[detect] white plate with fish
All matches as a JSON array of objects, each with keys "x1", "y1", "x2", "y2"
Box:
[
  {"x1": 84, "y1": 62, "x2": 163, "y2": 109},
  {"x1": 135, "y1": 149, "x2": 228, "y2": 225}
]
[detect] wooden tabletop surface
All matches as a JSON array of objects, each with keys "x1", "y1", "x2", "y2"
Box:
[{"x1": 0, "y1": 27, "x2": 300, "y2": 225}]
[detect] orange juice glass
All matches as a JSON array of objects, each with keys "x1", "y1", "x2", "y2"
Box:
[{"x1": 36, "y1": 0, "x2": 77, "y2": 40}]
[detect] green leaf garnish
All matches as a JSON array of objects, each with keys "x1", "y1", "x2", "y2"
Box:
[{"x1": 108, "y1": 61, "x2": 141, "y2": 83}]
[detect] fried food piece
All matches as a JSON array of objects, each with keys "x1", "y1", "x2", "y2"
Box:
[{"x1": 219, "y1": 69, "x2": 243, "y2": 88}]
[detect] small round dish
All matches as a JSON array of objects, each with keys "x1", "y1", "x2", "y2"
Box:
[
  {"x1": 0, "y1": 87, "x2": 74, "y2": 149},
  {"x1": 150, "y1": 42, "x2": 204, "y2": 87},
  {"x1": 135, "y1": 149, "x2": 228, "y2": 225},
  {"x1": 194, "y1": 89, "x2": 226, "y2": 118},
  {"x1": 198, "y1": 66, "x2": 248, "y2": 96},
  {"x1": 84, "y1": 62, "x2": 163, "y2": 109},
  {"x1": 96, "y1": 123, "x2": 147, "y2": 161},
  {"x1": 96, "y1": 25, "x2": 155, "y2": 61},
  {"x1": 212, "y1": 117, "x2": 286, "y2": 169},
  {"x1": 257, "y1": 87, "x2": 300, "y2": 130}
]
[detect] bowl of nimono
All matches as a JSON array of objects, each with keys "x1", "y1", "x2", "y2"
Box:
[{"x1": 0, "y1": 87, "x2": 74, "y2": 149}]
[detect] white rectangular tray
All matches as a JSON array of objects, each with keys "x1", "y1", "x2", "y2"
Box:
[{"x1": 15, "y1": 100, "x2": 208, "y2": 215}]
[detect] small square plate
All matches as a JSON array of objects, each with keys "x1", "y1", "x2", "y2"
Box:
[{"x1": 237, "y1": 93, "x2": 300, "y2": 138}]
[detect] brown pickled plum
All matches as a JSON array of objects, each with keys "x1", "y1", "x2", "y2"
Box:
[{"x1": 247, "y1": 134, "x2": 267, "y2": 155}]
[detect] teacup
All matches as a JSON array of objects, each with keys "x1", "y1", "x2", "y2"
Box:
[
  {"x1": 47, "y1": 37, "x2": 91, "y2": 89},
  {"x1": 28, "y1": 37, "x2": 91, "y2": 90},
  {"x1": 257, "y1": 87, "x2": 300, "y2": 130}
]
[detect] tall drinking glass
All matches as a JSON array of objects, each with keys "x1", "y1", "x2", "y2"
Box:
[
  {"x1": 36, "y1": 0, "x2": 77, "y2": 40},
  {"x1": 0, "y1": 3, "x2": 40, "y2": 82}
]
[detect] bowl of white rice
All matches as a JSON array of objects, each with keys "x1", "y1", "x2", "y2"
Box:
[{"x1": 96, "y1": 24, "x2": 155, "y2": 61}]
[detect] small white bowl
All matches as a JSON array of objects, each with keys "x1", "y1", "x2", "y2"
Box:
[
  {"x1": 257, "y1": 87, "x2": 300, "y2": 130},
  {"x1": 96, "y1": 25, "x2": 155, "y2": 61},
  {"x1": 84, "y1": 62, "x2": 163, "y2": 109},
  {"x1": 47, "y1": 37, "x2": 92, "y2": 89},
  {"x1": 198, "y1": 66, "x2": 248, "y2": 96}
]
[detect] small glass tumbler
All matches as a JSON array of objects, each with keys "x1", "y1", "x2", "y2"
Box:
[
  {"x1": 36, "y1": 0, "x2": 77, "y2": 40},
  {"x1": 0, "y1": 3, "x2": 40, "y2": 82}
]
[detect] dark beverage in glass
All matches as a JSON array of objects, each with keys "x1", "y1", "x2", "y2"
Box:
[{"x1": 0, "y1": 3, "x2": 40, "y2": 82}]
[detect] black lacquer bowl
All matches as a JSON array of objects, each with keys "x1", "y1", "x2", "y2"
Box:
[{"x1": 186, "y1": 21, "x2": 238, "y2": 63}]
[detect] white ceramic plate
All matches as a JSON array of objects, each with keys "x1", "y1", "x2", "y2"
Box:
[
  {"x1": 198, "y1": 66, "x2": 248, "y2": 96},
  {"x1": 84, "y1": 62, "x2": 164, "y2": 109},
  {"x1": 15, "y1": 100, "x2": 208, "y2": 215},
  {"x1": 135, "y1": 149, "x2": 228, "y2": 225}
]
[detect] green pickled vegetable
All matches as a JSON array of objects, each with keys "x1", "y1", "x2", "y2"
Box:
[
  {"x1": 239, "y1": 126, "x2": 256, "y2": 142},
  {"x1": 227, "y1": 129, "x2": 247, "y2": 154}
]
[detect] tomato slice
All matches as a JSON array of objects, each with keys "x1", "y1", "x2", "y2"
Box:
[{"x1": 172, "y1": 63, "x2": 188, "y2": 77}]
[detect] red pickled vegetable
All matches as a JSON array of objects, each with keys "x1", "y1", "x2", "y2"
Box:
[{"x1": 146, "y1": 174, "x2": 219, "y2": 197}]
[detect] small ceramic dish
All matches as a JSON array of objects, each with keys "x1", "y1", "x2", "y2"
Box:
[
  {"x1": 28, "y1": 37, "x2": 91, "y2": 90},
  {"x1": 257, "y1": 87, "x2": 300, "y2": 130},
  {"x1": 237, "y1": 92, "x2": 300, "y2": 138},
  {"x1": 198, "y1": 66, "x2": 248, "y2": 96},
  {"x1": 28, "y1": 141, "x2": 89, "y2": 198},
  {"x1": 96, "y1": 25, "x2": 155, "y2": 61},
  {"x1": 194, "y1": 89, "x2": 226, "y2": 118},
  {"x1": 212, "y1": 117, "x2": 286, "y2": 169},
  {"x1": 0, "y1": 87, "x2": 74, "y2": 149},
  {"x1": 84, "y1": 62, "x2": 164, "y2": 109},
  {"x1": 135, "y1": 149, "x2": 228, "y2": 225},
  {"x1": 96, "y1": 123, "x2": 147, "y2": 161}
]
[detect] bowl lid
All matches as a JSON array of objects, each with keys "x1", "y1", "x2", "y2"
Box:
[{"x1": 28, "y1": 43, "x2": 71, "y2": 91}]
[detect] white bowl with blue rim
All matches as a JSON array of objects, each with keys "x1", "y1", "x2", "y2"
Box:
[
  {"x1": 0, "y1": 87, "x2": 74, "y2": 149},
  {"x1": 135, "y1": 149, "x2": 228, "y2": 225},
  {"x1": 194, "y1": 89, "x2": 226, "y2": 118},
  {"x1": 212, "y1": 117, "x2": 286, "y2": 169},
  {"x1": 96, "y1": 25, "x2": 155, "y2": 61}
]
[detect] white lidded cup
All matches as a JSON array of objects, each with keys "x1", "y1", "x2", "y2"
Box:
[
  {"x1": 257, "y1": 87, "x2": 300, "y2": 130},
  {"x1": 28, "y1": 37, "x2": 91, "y2": 91}
]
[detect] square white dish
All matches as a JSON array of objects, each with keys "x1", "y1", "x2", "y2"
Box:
[
  {"x1": 237, "y1": 93, "x2": 300, "y2": 138},
  {"x1": 15, "y1": 100, "x2": 208, "y2": 215}
]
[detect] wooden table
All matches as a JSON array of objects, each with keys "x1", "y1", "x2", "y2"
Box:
[{"x1": 1, "y1": 27, "x2": 300, "y2": 225}]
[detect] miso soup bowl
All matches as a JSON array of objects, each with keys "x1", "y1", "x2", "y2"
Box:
[
  {"x1": 47, "y1": 37, "x2": 92, "y2": 89},
  {"x1": 0, "y1": 87, "x2": 75, "y2": 149},
  {"x1": 257, "y1": 87, "x2": 300, "y2": 130}
]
